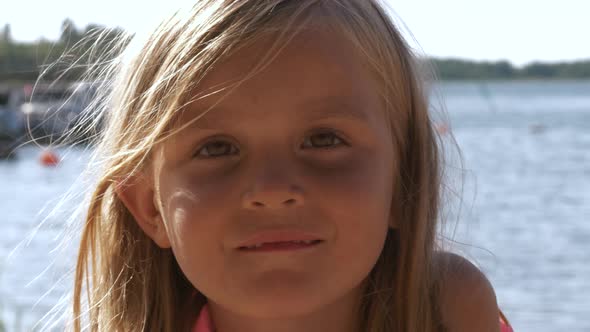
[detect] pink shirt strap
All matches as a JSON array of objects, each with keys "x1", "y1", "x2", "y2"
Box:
[
  {"x1": 500, "y1": 311, "x2": 514, "y2": 332},
  {"x1": 193, "y1": 304, "x2": 215, "y2": 332}
]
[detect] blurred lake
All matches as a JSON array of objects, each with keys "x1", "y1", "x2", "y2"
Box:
[{"x1": 1, "y1": 80, "x2": 589, "y2": 331}]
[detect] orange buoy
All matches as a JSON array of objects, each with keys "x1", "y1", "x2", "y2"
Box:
[{"x1": 40, "y1": 149, "x2": 60, "y2": 167}]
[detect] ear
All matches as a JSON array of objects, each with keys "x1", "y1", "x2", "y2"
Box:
[{"x1": 115, "y1": 174, "x2": 171, "y2": 248}]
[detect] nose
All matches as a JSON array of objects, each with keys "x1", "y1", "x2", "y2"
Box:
[{"x1": 241, "y1": 169, "x2": 305, "y2": 210}]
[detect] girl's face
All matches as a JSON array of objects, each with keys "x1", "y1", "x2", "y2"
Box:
[{"x1": 152, "y1": 28, "x2": 395, "y2": 319}]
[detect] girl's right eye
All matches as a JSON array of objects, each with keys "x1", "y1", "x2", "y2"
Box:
[{"x1": 194, "y1": 140, "x2": 239, "y2": 158}]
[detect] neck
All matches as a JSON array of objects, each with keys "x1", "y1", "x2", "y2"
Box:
[{"x1": 209, "y1": 286, "x2": 364, "y2": 332}]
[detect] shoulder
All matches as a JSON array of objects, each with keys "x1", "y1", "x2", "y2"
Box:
[{"x1": 434, "y1": 252, "x2": 501, "y2": 332}]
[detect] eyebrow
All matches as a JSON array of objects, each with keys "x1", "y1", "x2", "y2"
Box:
[
  {"x1": 299, "y1": 97, "x2": 371, "y2": 122},
  {"x1": 186, "y1": 96, "x2": 372, "y2": 129}
]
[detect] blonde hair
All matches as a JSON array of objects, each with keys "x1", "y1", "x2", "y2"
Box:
[{"x1": 72, "y1": 1, "x2": 446, "y2": 331}]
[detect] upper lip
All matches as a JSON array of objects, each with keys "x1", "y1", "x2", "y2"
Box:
[{"x1": 236, "y1": 230, "x2": 324, "y2": 249}]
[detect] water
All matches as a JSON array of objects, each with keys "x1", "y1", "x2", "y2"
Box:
[
  {"x1": 0, "y1": 146, "x2": 88, "y2": 331},
  {"x1": 439, "y1": 80, "x2": 590, "y2": 331},
  {"x1": 1, "y1": 80, "x2": 589, "y2": 331}
]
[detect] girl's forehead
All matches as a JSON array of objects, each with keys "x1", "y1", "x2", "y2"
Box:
[{"x1": 182, "y1": 28, "x2": 383, "y2": 125}]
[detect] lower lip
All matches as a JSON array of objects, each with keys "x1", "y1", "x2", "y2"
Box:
[{"x1": 238, "y1": 240, "x2": 323, "y2": 252}]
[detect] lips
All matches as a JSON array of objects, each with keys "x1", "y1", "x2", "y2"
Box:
[{"x1": 236, "y1": 230, "x2": 324, "y2": 250}]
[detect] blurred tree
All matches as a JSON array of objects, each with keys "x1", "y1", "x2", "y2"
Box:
[
  {"x1": 60, "y1": 18, "x2": 81, "y2": 45},
  {"x1": 557, "y1": 60, "x2": 590, "y2": 78},
  {"x1": 432, "y1": 58, "x2": 518, "y2": 80},
  {"x1": 430, "y1": 58, "x2": 590, "y2": 80},
  {"x1": 1, "y1": 24, "x2": 12, "y2": 43},
  {"x1": 493, "y1": 60, "x2": 515, "y2": 77},
  {"x1": 521, "y1": 62, "x2": 558, "y2": 78}
]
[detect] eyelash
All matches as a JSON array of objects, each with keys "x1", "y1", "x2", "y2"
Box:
[{"x1": 194, "y1": 131, "x2": 348, "y2": 158}]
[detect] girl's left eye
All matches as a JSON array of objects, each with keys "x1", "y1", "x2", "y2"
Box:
[{"x1": 301, "y1": 131, "x2": 347, "y2": 149}]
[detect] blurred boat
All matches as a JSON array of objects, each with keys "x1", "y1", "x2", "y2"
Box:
[
  {"x1": 19, "y1": 83, "x2": 76, "y2": 143},
  {"x1": 15, "y1": 81, "x2": 101, "y2": 144},
  {"x1": 0, "y1": 86, "x2": 25, "y2": 159}
]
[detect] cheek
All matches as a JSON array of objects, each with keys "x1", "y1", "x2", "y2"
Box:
[
  {"x1": 311, "y1": 149, "x2": 393, "y2": 222},
  {"x1": 160, "y1": 169, "x2": 237, "y2": 230},
  {"x1": 157, "y1": 174, "x2": 233, "y2": 286},
  {"x1": 309, "y1": 149, "x2": 393, "y2": 255}
]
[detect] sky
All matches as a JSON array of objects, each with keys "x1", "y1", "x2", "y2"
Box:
[{"x1": 1, "y1": 0, "x2": 588, "y2": 66}]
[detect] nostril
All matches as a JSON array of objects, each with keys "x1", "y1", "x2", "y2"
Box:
[{"x1": 244, "y1": 193, "x2": 302, "y2": 209}]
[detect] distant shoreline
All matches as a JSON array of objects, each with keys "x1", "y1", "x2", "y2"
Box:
[
  {"x1": 1, "y1": 28, "x2": 589, "y2": 81},
  {"x1": 427, "y1": 58, "x2": 590, "y2": 80}
]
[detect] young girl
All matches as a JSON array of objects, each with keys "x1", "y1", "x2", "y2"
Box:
[{"x1": 70, "y1": 0, "x2": 513, "y2": 331}]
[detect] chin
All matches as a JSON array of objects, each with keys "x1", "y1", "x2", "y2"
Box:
[{"x1": 238, "y1": 285, "x2": 346, "y2": 320}]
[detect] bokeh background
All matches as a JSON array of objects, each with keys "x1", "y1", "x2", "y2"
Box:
[{"x1": 1, "y1": 0, "x2": 589, "y2": 331}]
